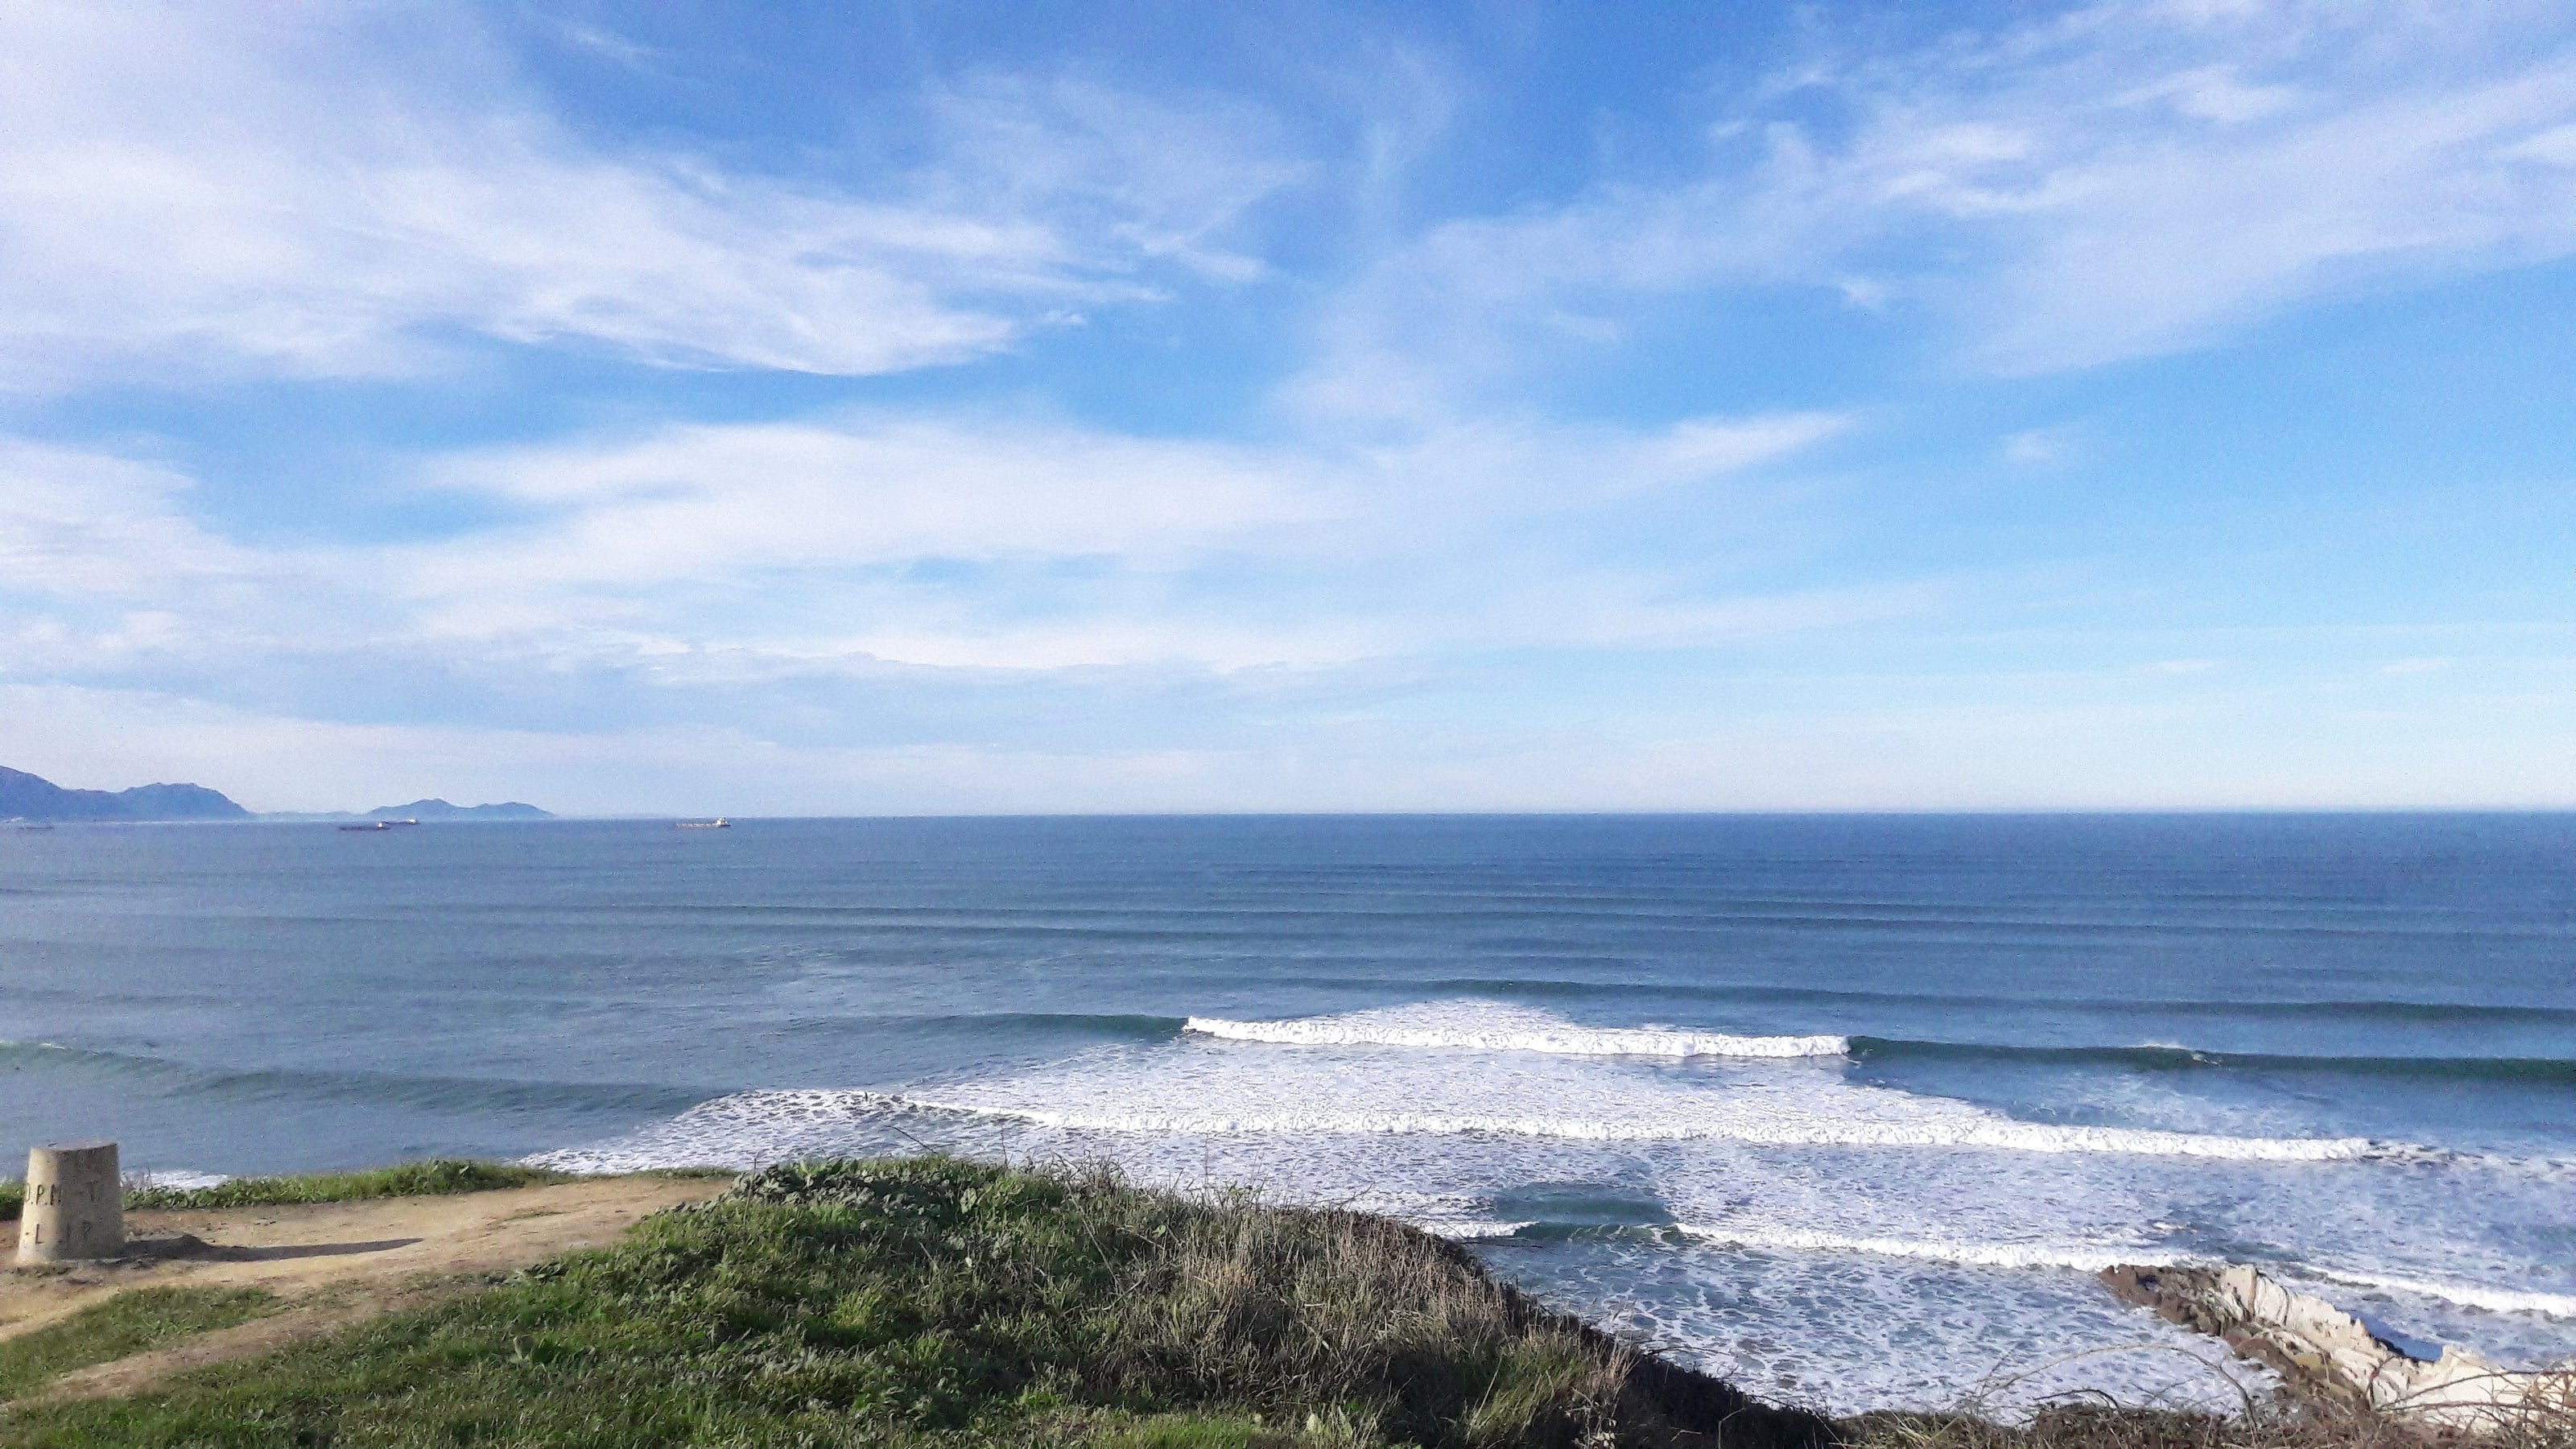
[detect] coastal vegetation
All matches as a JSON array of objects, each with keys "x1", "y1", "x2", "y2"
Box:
[
  {"x1": 0, "y1": 1156, "x2": 2565, "y2": 1447},
  {"x1": 0, "y1": 1288, "x2": 276, "y2": 1402},
  {"x1": 121, "y1": 1158, "x2": 568, "y2": 1212},
  {"x1": 1, "y1": 1159, "x2": 563, "y2": 1222},
  {"x1": 5, "y1": 1156, "x2": 1829, "y2": 1447}
]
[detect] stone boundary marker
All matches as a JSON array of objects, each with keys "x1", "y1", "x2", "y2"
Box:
[{"x1": 15, "y1": 1140, "x2": 126, "y2": 1263}]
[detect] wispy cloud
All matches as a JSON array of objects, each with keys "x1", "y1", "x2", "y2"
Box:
[
  {"x1": 2002, "y1": 425, "x2": 2080, "y2": 465},
  {"x1": 0, "y1": 397, "x2": 1854, "y2": 696},
  {"x1": 920, "y1": 73, "x2": 1311, "y2": 285},
  {"x1": 1292, "y1": 0, "x2": 2576, "y2": 411},
  {"x1": 0, "y1": 5, "x2": 1300, "y2": 388},
  {"x1": 0, "y1": 442, "x2": 252, "y2": 596},
  {"x1": 409, "y1": 416, "x2": 1342, "y2": 589}
]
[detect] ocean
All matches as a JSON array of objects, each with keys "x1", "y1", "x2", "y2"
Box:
[{"x1": 2, "y1": 814, "x2": 2570, "y2": 1414}]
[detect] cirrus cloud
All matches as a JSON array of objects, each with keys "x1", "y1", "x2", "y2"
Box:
[{"x1": 0, "y1": 3, "x2": 1301, "y2": 389}]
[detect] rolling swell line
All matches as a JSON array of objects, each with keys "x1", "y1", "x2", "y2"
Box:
[
  {"x1": 0, "y1": 1039, "x2": 708, "y2": 1115},
  {"x1": 1186, "y1": 1015, "x2": 2575, "y2": 1080},
  {"x1": 1257, "y1": 976, "x2": 2576, "y2": 1026},
  {"x1": 1666, "y1": 1227, "x2": 2576, "y2": 1319},
  {"x1": 1848, "y1": 1038, "x2": 2576, "y2": 1084},
  {"x1": 768, "y1": 1012, "x2": 1186, "y2": 1041}
]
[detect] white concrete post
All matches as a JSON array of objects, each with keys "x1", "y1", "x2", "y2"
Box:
[{"x1": 16, "y1": 1140, "x2": 125, "y2": 1263}]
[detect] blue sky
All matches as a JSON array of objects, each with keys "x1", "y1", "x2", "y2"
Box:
[{"x1": 2, "y1": 1, "x2": 2573, "y2": 813}]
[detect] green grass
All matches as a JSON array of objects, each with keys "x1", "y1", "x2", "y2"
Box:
[
  {"x1": 0, "y1": 1156, "x2": 1831, "y2": 1448},
  {"x1": 1, "y1": 1158, "x2": 573, "y2": 1223},
  {"x1": 0, "y1": 1286, "x2": 278, "y2": 1402},
  {"x1": 120, "y1": 1158, "x2": 569, "y2": 1212}
]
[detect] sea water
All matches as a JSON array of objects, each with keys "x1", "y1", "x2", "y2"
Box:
[{"x1": 2, "y1": 814, "x2": 2570, "y2": 1414}]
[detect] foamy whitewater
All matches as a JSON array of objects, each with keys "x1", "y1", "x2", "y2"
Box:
[
  {"x1": 1185, "y1": 1005, "x2": 1850, "y2": 1059},
  {"x1": 4, "y1": 815, "x2": 2572, "y2": 1416}
]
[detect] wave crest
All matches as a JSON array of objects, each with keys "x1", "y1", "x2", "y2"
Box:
[
  {"x1": 1674, "y1": 1223, "x2": 2145, "y2": 1273},
  {"x1": 1185, "y1": 1005, "x2": 1846, "y2": 1059},
  {"x1": 2306, "y1": 1269, "x2": 2576, "y2": 1321}
]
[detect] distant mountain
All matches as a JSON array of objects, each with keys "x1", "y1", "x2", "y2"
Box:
[
  {"x1": 367, "y1": 799, "x2": 554, "y2": 821},
  {"x1": 0, "y1": 766, "x2": 251, "y2": 822}
]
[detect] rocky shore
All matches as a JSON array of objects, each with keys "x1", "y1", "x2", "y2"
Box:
[{"x1": 2102, "y1": 1262, "x2": 2568, "y2": 1434}]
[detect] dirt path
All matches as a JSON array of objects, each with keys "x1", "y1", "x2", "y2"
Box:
[{"x1": 1, "y1": 1175, "x2": 729, "y2": 1401}]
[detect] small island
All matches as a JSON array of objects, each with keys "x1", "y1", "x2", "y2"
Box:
[
  {"x1": 0, "y1": 765, "x2": 551, "y2": 824},
  {"x1": 357, "y1": 799, "x2": 555, "y2": 822}
]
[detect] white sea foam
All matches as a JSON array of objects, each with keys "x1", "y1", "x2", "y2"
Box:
[
  {"x1": 1562, "y1": 1249, "x2": 2277, "y2": 1419},
  {"x1": 543, "y1": 1080, "x2": 2385, "y2": 1165},
  {"x1": 909, "y1": 1030, "x2": 2388, "y2": 1160},
  {"x1": 1419, "y1": 1218, "x2": 1538, "y2": 1241},
  {"x1": 124, "y1": 1169, "x2": 229, "y2": 1191},
  {"x1": 1669, "y1": 1226, "x2": 2576, "y2": 1323},
  {"x1": 910, "y1": 1091, "x2": 2384, "y2": 1158},
  {"x1": 2306, "y1": 1269, "x2": 2576, "y2": 1321},
  {"x1": 530, "y1": 1001, "x2": 2400, "y2": 1179},
  {"x1": 1674, "y1": 1222, "x2": 2153, "y2": 1274},
  {"x1": 526, "y1": 1088, "x2": 914, "y2": 1174},
  {"x1": 1187, "y1": 1004, "x2": 1847, "y2": 1059}
]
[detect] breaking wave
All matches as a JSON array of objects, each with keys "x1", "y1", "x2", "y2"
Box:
[
  {"x1": 1186, "y1": 1005, "x2": 1846, "y2": 1059},
  {"x1": 908, "y1": 1092, "x2": 2390, "y2": 1159},
  {"x1": 1674, "y1": 1223, "x2": 2149, "y2": 1274},
  {"x1": 532, "y1": 1077, "x2": 2394, "y2": 1166},
  {"x1": 2305, "y1": 1269, "x2": 2576, "y2": 1321}
]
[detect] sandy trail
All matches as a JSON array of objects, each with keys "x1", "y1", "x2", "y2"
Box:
[{"x1": 0, "y1": 1174, "x2": 729, "y2": 1401}]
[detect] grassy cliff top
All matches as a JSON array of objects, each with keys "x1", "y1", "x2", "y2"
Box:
[{"x1": 4, "y1": 1155, "x2": 1832, "y2": 1448}]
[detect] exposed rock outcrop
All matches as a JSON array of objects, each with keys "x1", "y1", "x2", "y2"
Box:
[{"x1": 2104, "y1": 1262, "x2": 2567, "y2": 1433}]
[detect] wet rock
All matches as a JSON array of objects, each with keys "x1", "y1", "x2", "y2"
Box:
[{"x1": 2103, "y1": 1262, "x2": 2561, "y2": 1433}]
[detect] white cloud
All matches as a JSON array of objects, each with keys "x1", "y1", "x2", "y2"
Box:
[
  {"x1": 0, "y1": 442, "x2": 251, "y2": 596},
  {"x1": 1652, "y1": 414, "x2": 1852, "y2": 478},
  {"x1": 1292, "y1": 0, "x2": 2576, "y2": 405},
  {"x1": 0, "y1": 400, "x2": 1858, "y2": 696},
  {"x1": 390, "y1": 405, "x2": 1860, "y2": 665},
  {"x1": 0, "y1": 4, "x2": 1299, "y2": 388},
  {"x1": 920, "y1": 73, "x2": 1311, "y2": 285},
  {"x1": 2002, "y1": 425, "x2": 2079, "y2": 465},
  {"x1": 408, "y1": 416, "x2": 1343, "y2": 593},
  {"x1": 2115, "y1": 65, "x2": 2301, "y2": 124},
  {"x1": 2503, "y1": 122, "x2": 2576, "y2": 166}
]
